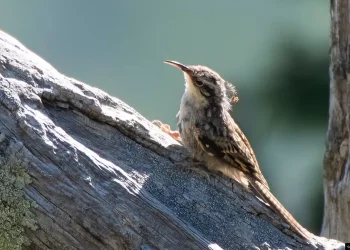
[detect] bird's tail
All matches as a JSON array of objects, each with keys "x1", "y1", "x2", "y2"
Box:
[{"x1": 249, "y1": 179, "x2": 312, "y2": 243}]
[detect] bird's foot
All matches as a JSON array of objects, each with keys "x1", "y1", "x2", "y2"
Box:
[{"x1": 152, "y1": 120, "x2": 182, "y2": 143}]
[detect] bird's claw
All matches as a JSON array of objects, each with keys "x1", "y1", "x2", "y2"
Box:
[{"x1": 152, "y1": 120, "x2": 182, "y2": 142}]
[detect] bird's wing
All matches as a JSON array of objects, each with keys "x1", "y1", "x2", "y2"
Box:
[{"x1": 194, "y1": 111, "x2": 269, "y2": 189}]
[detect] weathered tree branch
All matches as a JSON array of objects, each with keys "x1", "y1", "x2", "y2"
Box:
[
  {"x1": 322, "y1": 0, "x2": 350, "y2": 242},
  {"x1": 0, "y1": 31, "x2": 342, "y2": 249}
]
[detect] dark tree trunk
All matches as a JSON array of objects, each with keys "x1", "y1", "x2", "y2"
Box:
[{"x1": 322, "y1": 0, "x2": 350, "y2": 242}]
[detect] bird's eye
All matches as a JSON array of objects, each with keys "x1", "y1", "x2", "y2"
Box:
[{"x1": 195, "y1": 81, "x2": 204, "y2": 87}]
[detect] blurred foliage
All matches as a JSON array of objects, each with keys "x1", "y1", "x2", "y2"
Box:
[{"x1": 262, "y1": 41, "x2": 329, "y2": 128}]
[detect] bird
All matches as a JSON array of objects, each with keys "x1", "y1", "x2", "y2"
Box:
[{"x1": 164, "y1": 60, "x2": 312, "y2": 243}]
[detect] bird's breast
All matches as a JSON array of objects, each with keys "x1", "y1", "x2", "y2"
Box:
[{"x1": 178, "y1": 95, "x2": 206, "y2": 158}]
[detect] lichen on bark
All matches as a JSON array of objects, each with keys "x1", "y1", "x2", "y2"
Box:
[{"x1": 0, "y1": 163, "x2": 37, "y2": 250}]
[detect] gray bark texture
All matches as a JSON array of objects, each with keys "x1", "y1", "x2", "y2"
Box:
[
  {"x1": 0, "y1": 31, "x2": 343, "y2": 250},
  {"x1": 322, "y1": 0, "x2": 350, "y2": 242}
]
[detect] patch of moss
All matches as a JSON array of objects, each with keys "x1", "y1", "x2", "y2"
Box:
[{"x1": 0, "y1": 164, "x2": 37, "y2": 250}]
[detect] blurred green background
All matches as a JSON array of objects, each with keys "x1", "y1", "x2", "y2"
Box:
[{"x1": 0, "y1": 1, "x2": 329, "y2": 234}]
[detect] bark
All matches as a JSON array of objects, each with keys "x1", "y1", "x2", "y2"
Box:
[
  {"x1": 322, "y1": 0, "x2": 350, "y2": 242},
  {"x1": 0, "y1": 31, "x2": 342, "y2": 250}
]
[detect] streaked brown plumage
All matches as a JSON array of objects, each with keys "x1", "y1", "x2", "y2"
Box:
[{"x1": 164, "y1": 60, "x2": 312, "y2": 242}]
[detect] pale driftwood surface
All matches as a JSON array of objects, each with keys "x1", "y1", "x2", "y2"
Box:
[
  {"x1": 0, "y1": 31, "x2": 341, "y2": 250},
  {"x1": 322, "y1": 0, "x2": 350, "y2": 242}
]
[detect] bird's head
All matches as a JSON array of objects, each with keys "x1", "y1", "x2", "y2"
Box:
[{"x1": 164, "y1": 60, "x2": 238, "y2": 110}]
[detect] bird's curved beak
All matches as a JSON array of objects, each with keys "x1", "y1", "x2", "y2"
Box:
[{"x1": 164, "y1": 60, "x2": 190, "y2": 73}]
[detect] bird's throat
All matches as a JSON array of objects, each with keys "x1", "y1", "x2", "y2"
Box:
[{"x1": 183, "y1": 73, "x2": 208, "y2": 108}]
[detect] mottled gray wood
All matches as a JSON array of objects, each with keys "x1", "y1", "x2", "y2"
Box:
[
  {"x1": 322, "y1": 0, "x2": 350, "y2": 243},
  {"x1": 0, "y1": 31, "x2": 342, "y2": 250}
]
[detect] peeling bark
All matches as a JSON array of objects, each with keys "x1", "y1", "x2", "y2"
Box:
[{"x1": 0, "y1": 31, "x2": 342, "y2": 250}]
